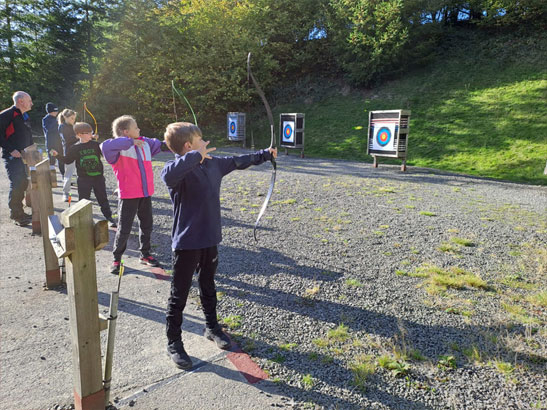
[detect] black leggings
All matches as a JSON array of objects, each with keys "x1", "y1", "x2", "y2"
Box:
[{"x1": 166, "y1": 246, "x2": 219, "y2": 343}]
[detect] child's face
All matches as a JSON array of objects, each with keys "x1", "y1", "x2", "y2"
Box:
[
  {"x1": 187, "y1": 134, "x2": 204, "y2": 152},
  {"x1": 77, "y1": 132, "x2": 93, "y2": 143},
  {"x1": 66, "y1": 114, "x2": 76, "y2": 125},
  {"x1": 124, "y1": 120, "x2": 140, "y2": 139}
]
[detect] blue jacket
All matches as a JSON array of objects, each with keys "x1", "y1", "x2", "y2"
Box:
[
  {"x1": 161, "y1": 149, "x2": 273, "y2": 250},
  {"x1": 42, "y1": 114, "x2": 62, "y2": 152}
]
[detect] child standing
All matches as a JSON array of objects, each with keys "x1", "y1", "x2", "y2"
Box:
[
  {"x1": 58, "y1": 109, "x2": 78, "y2": 202},
  {"x1": 51, "y1": 122, "x2": 115, "y2": 226},
  {"x1": 161, "y1": 122, "x2": 276, "y2": 369},
  {"x1": 101, "y1": 115, "x2": 163, "y2": 274},
  {"x1": 42, "y1": 102, "x2": 64, "y2": 178}
]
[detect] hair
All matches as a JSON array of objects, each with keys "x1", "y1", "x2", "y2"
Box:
[
  {"x1": 164, "y1": 122, "x2": 202, "y2": 154},
  {"x1": 112, "y1": 115, "x2": 136, "y2": 137},
  {"x1": 73, "y1": 122, "x2": 93, "y2": 135},
  {"x1": 58, "y1": 108, "x2": 76, "y2": 125},
  {"x1": 12, "y1": 91, "x2": 29, "y2": 105}
]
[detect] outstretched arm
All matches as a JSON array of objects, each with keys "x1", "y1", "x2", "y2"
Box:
[{"x1": 218, "y1": 148, "x2": 276, "y2": 176}]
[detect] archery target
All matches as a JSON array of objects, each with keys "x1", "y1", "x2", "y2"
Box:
[
  {"x1": 228, "y1": 116, "x2": 237, "y2": 137},
  {"x1": 372, "y1": 123, "x2": 395, "y2": 151},
  {"x1": 282, "y1": 121, "x2": 295, "y2": 143}
]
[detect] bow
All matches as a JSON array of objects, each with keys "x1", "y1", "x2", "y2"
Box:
[
  {"x1": 247, "y1": 52, "x2": 276, "y2": 242},
  {"x1": 83, "y1": 102, "x2": 98, "y2": 136},
  {"x1": 171, "y1": 80, "x2": 198, "y2": 126}
]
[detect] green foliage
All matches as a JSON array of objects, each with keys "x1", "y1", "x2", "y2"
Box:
[
  {"x1": 377, "y1": 355, "x2": 410, "y2": 377},
  {"x1": 327, "y1": 0, "x2": 409, "y2": 84}
]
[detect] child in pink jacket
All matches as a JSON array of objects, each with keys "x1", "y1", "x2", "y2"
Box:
[{"x1": 101, "y1": 115, "x2": 163, "y2": 274}]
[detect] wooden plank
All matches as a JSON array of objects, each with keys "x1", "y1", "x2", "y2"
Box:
[
  {"x1": 60, "y1": 199, "x2": 104, "y2": 403},
  {"x1": 36, "y1": 159, "x2": 61, "y2": 287},
  {"x1": 93, "y1": 220, "x2": 109, "y2": 250}
]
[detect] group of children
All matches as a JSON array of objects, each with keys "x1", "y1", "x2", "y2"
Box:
[{"x1": 43, "y1": 103, "x2": 277, "y2": 370}]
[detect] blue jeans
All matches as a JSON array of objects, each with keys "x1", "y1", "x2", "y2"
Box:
[{"x1": 3, "y1": 156, "x2": 28, "y2": 218}]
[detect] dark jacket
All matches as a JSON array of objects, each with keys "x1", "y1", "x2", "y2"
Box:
[
  {"x1": 57, "y1": 140, "x2": 104, "y2": 178},
  {"x1": 58, "y1": 123, "x2": 78, "y2": 154},
  {"x1": 0, "y1": 106, "x2": 33, "y2": 158},
  {"x1": 161, "y1": 149, "x2": 272, "y2": 250},
  {"x1": 42, "y1": 114, "x2": 62, "y2": 152}
]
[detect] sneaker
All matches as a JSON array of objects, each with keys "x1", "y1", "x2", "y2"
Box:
[
  {"x1": 110, "y1": 261, "x2": 121, "y2": 275},
  {"x1": 12, "y1": 217, "x2": 30, "y2": 227},
  {"x1": 167, "y1": 341, "x2": 192, "y2": 370},
  {"x1": 140, "y1": 255, "x2": 160, "y2": 267},
  {"x1": 106, "y1": 217, "x2": 117, "y2": 228},
  {"x1": 63, "y1": 194, "x2": 69, "y2": 202},
  {"x1": 204, "y1": 324, "x2": 231, "y2": 350}
]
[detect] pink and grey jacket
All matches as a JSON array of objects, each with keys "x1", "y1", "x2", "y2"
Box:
[{"x1": 101, "y1": 137, "x2": 162, "y2": 199}]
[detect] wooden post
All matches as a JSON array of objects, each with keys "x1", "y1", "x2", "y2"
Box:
[
  {"x1": 401, "y1": 159, "x2": 407, "y2": 172},
  {"x1": 33, "y1": 159, "x2": 61, "y2": 288},
  {"x1": 373, "y1": 155, "x2": 378, "y2": 168},
  {"x1": 25, "y1": 148, "x2": 43, "y2": 234},
  {"x1": 59, "y1": 200, "x2": 107, "y2": 410}
]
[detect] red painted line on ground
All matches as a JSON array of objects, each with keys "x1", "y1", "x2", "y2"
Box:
[
  {"x1": 227, "y1": 346, "x2": 268, "y2": 384},
  {"x1": 149, "y1": 267, "x2": 170, "y2": 281}
]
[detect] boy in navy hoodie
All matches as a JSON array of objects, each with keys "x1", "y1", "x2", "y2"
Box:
[{"x1": 161, "y1": 122, "x2": 276, "y2": 369}]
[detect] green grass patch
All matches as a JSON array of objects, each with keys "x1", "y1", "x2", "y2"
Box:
[
  {"x1": 420, "y1": 211, "x2": 436, "y2": 217},
  {"x1": 350, "y1": 355, "x2": 376, "y2": 392},
  {"x1": 221, "y1": 315, "x2": 242, "y2": 329},
  {"x1": 413, "y1": 263, "x2": 489, "y2": 295},
  {"x1": 450, "y1": 237, "x2": 475, "y2": 247},
  {"x1": 526, "y1": 291, "x2": 547, "y2": 308},
  {"x1": 377, "y1": 355, "x2": 410, "y2": 378},
  {"x1": 301, "y1": 374, "x2": 314, "y2": 389},
  {"x1": 279, "y1": 342, "x2": 298, "y2": 351},
  {"x1": 327, "y1": 324, "x2": 350, "y2": 342},
  {"x1": 345, "y1": 278, "x2": 363, "y2": 288},
  {"x1": 437, "y1": 355, "x2": 457, "y2": 370}
]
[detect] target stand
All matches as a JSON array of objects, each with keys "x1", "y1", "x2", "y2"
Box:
[
  {"x1": 367, "y1": 110, "x2": 410, "y2": 171},
  {"x1": 280, "y1": 113, "x2": 305, "y2": 158},
  {"x1": 227, "y1": 112, "x2": 246, "y2": 146}
]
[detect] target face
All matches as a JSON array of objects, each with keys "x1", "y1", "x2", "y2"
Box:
[
  {"x1": 376, "y1": 127, "x2": 391, "y2": 146},
  {"x1": 282, "y1": 121, "x2": 295, "y2": 143},
  {"x1": 372, "y1": 122, "x2": 396, "y2": 151},
  {"x1": 228, "y1": 116, "x2": 237, "y2": 137}
]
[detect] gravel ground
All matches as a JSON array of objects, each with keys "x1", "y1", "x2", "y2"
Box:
[{"x1": 108, "y1": 146, "x2": 545, "y2": 410}]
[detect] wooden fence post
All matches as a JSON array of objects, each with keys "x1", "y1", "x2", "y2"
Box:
[
  {"x1": 31, "y1": 159, "x2": 61, "y2": 288},
  {"x1": 52, "y1": 199, "x2": 109, "y2": 410},
  {"x1": 25, "y1": 147, "x2": 43, "y2": 234}
]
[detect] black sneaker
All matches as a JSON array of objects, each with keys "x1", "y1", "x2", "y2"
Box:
[
  {"x1": 140, "y1": 255, "x2": 160, "y2": 267},
  {"x1": 110, "y1": 261, "x2": 121, "y2": 275},
  {"x1": 11, "y1": 217, "x2": 30, "y2": 227},
  {"x1": 167, "y1": 341, "x2": 192, "y2": 369},
  {"x1": 204, "y1": 324, "x2": 231, "y2": 350}
]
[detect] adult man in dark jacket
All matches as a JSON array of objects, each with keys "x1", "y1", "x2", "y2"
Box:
[
  {"x1": 42, "y1": 102, "x2": 64, "y2": 178},
  {"x1": 0, "y1": 91, "x2": 34, "y2": 225}
]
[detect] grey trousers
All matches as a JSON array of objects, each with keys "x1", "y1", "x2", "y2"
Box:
[{"x1": 112, "y1": 196, "x2": 153, "y2": 261}]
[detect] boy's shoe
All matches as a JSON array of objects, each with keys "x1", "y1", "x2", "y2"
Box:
[
  {"x1": 10, "y1": 212, "x2": 31, "y2": 226},
  {"x1": 110, "y1": 261, "x2": 121, "y2": 275},
  {"x1": 140, "y1": 255, "x2": 160, "y2": 267},
  {"x1": 63, "y1": 194, "x2": 69, "y2": 202},
  {"x1": 167, "y1": 341, "x2": 192, "y2": 370},
  {"x1": 106, "y1": 217, "x2": 117, "y2": 228},
  {"x1": 204, "y1": 324, "x2": 231, "y2": 350}
]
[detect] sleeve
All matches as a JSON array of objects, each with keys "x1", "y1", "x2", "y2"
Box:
[
  {"x1": 0, "y1": 110, "x2": 17, "y2": 154},
  {"x1": 141, "y1": 137, "x2": 162, "y2": 157},
  {"x1": 161, "y1": 151, "x2": 202, "y2": 189},
  {"x1": 100, "y1": 137, "x2": 134, "y2": 164},
  {"x1": 44, "y1": 117, "x2": 57, "y2": 150},
  {"x1": 217, "y1": 149, "x2": 273, "y2": 176},
  {"x1": 58, "y1": 144, "x2": 77, "y2": 165}
]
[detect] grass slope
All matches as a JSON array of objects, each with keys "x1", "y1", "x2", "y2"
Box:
[{"x1": 235, "y1": 29, "x2": 547, "y2": 185}]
